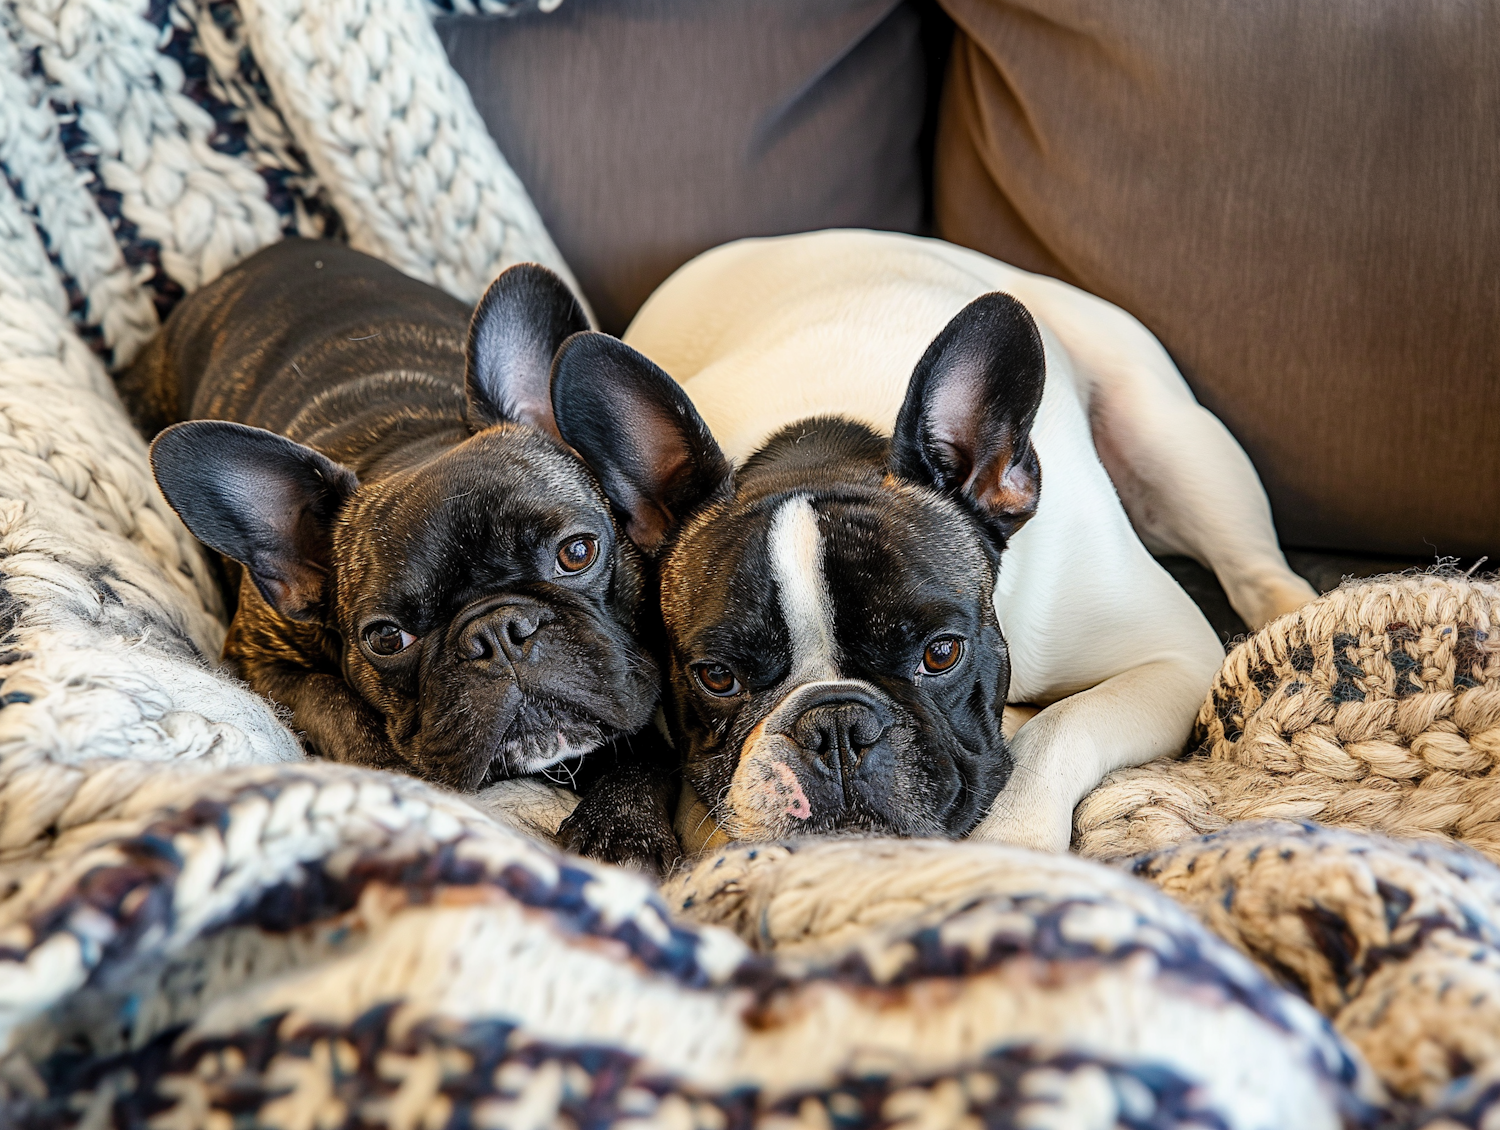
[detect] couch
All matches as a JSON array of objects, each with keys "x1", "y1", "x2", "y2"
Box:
[
  {"x1": 439, "y1": 0, "x2": 1498, "y2": 641},
  {"x1": 1, "y1": 1, "x2": 1498, "y2": 1124}
]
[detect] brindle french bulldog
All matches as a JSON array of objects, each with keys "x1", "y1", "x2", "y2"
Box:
[{"x1": 123, "y1": 238, "x2": 680, "y2": 871}]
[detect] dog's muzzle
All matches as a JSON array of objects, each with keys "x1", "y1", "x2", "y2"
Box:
[
  {"x1": 763, "y1": 679, "x2": 894, "y2": 791},
  {"x1": 455, "y1": 596, "x2": 557, "y2": 666},
  {"x1": 724, "y1": 678, "x2": 913, "y2": 837}
]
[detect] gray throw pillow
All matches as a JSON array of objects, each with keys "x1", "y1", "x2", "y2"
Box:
[{"x1": 440, "y1": 0, "x2": 928, "y2": 334}]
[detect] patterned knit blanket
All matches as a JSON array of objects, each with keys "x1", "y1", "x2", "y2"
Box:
[{"x1": 2, "y1": 0, "x2": 1500, "y2": 1123}]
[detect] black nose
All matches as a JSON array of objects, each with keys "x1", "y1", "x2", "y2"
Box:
[
  {"x1": 787, "y1": 692, "x2": 893, "y2": 775},
  {"x1": 458, "y1": 600, "x2": 554, "y2": 664}
]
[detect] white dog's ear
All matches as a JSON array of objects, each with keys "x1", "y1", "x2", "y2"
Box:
[
  {"x1": 890, "y1": 292, "x2": 1045, "y2": 541},
  {"x1": 464, "y1": 263, "x2": 590, "y2": 437},
  {"x1": 551, "y1": 332, "x2": 731, "y2": 555}
]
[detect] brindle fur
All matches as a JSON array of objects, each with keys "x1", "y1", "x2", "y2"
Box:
[{"x1": 125, "y1": 239, "x2": 680, "y2": 872}]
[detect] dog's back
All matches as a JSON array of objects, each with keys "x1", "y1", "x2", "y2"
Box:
[
  {"x1": 120, "y1": 240, "x2": 472, "y2": 466},
  {"x1": 624, "y1": 229, "x2": 1040, "y2": 461}
]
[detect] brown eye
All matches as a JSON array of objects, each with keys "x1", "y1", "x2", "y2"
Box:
[
  {"x1": 919, "y1": 636, "x2": 963, "y2": 676},
  {"x1": 364, "y1": 621, "x2": 416, "y2": 657},
  {"x1": 693, "y1": 663, "x2": 741, "y2": 697},
  {"x1": 556, "y1": 535, "x2": 599, "y2": 574}
]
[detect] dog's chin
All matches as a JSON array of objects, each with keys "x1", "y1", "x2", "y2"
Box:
[
  {"x1": 738, "y1": 806, "x2": 943, "y2": 841},
  {"x1": 707, "y1": 737, "x2": 987, "y2": 842},
  {"x1": 479, "y1": 711, "x2": 609, "y2": 785}
]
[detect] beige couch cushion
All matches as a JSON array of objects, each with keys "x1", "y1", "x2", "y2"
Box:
[{"x1": 936, "y1": 0, "x2": 1500, "y2": 557}]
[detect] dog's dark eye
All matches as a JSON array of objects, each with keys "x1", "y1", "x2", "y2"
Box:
[
  {"x1": 693, "y1": 662, "x2": 741, "y2": 697},
  {"x1": 919, "y1": 636, "x2": 963, "y2": 676},
  {"x1": 556, "y1": 535, "x2": 599, "y2": 574},
  {"x1": 364, "y1": 621, "x2": 416, "y2": 656}
]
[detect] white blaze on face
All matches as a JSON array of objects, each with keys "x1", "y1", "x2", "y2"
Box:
[
  {"x1": 724, "y1": 497, "x2": 852, "y2": 837},
  {"x1": 767, "y1": 495, "x2": 839, "y2": 682}
]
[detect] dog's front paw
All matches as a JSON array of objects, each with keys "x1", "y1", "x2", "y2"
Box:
[
  {"x1": 968, "y1": 784, "x2": 1076, "y2": 854},
  {"x1": 559, "y1": 806, "x2": 682, "y2": 877},
  {"x1": 559, "y1": 782, "x2": 682, "y2": 878}
]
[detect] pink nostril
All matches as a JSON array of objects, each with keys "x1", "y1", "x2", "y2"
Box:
[{"x1": 771, "y1": 762, "x2": 812, "y2": 820}]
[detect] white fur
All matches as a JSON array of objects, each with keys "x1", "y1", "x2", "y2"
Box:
[
  {"x1": 768, "y1": 496, "x2": 838, "y2": 682},
  {"x1": 625, "y1": 229, "x2": 1315, "y2": 852}
]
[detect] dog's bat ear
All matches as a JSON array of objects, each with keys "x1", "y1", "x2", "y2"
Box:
[
  {"x1": 890, "y1": 292, "x2": 1045, "y2": 542},
  {"x1": 465, "y1": 263, "x2": 590, "y2": 437},
  {"x1": 150, "y1": 421, "x2": 357, "y2": 621},
  {"x1": 551, "y1": 332, "x2": 730, "y2": 555}
]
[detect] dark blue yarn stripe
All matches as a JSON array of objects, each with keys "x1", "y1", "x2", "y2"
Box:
[
  {"x1": 153, "y1": 0, "x2": 305, "y2": 238},
  {"x1": 38, "y1": 0, "x2": 299, "y2": 328},
  {"x1": 47, "y1": 89, "x2": 184, "y2": 326},
  {"x1": 18, "y1": 1016, "x2": 1283, "y2": 1130},
  {"x1": 172, "y1": 0, "x2": 342, "y2": 240},
  {"x1": 2, "y1": 60, "x2": 110, "y2": 361},
  {"x1": 425, "y1": 0, "x2": 533, "y2": 14},
  {"x1": 2, "y1": 781, "x2": 744, "y2": 993}
]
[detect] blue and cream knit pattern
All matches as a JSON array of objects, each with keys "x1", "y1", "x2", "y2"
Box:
[
  {"x1": 1, "y1": 0, "x2": 1500, "y2": 1124},
  {"x1": 0, "y1": 0, "x2": 574, "y2": 372}
]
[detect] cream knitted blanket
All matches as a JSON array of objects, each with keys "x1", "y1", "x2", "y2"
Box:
[{"x1": 2, "y1": 0, "x2": 1500, "y2": 1122}]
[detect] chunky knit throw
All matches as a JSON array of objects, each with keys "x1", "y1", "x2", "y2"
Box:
[
  {"x1": 3, "y1": 0, "x2": 1500, "y2": 1121},
  {"x1": 1077, "y1": 574, "x2": 1500, "y2": 863},
  {"x1": 0, "y1": 0, "x2": 580, "y2": 782}
]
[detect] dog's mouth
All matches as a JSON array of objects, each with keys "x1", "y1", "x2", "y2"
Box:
[
  {"x1": 479, "y1": 700, "x2": 609, "y2": 785},
  {"x1": 407, "y1": 635, "x2": 657, "y2": 790}
]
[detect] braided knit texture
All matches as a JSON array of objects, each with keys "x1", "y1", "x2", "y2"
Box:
[
  {"x1": 0, "y1": 171, "x2": 303, "y2": 857},
  {"x1": 0, "y1": 772, "x2": 1380, "y2": 1129},
  {"x1": 0, "y1": 0, "x2": 577, "y2": 373},
  {"x1": 239, "y1": 0, "x2": 579, "y2": 304},
  {"x1": 1129, "y1": 822, "x2": 1500, "y2": 1115},
  {"x1": 1076, "y1": 574, "x2": 1500, "y2": 863}
]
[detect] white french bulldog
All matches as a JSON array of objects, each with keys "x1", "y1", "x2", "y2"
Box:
[{"x1": 553, "y1": 229, "x2": 1315, "y2": 853}]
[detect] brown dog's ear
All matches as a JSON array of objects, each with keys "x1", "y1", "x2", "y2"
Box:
[
  {"x1": 150, "y1": 422, "x2": 357, "y2": 620},
  {"x1": 890, "y1": 292, "x2": 1045, "y2": 542},
  {"x1": 551, "y1": 332, "x2": 730, "y2": 555},
  {"x1": 465, "y1": 263, "x2": 590, "y2": 437}
]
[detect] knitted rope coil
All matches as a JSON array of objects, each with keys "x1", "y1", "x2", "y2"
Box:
[
  {"x1": 1128, "y1": 821, "x2": 1500, "y2": 1114},
  {"x1": 0, "y1": 781, "x2": 1381, "y2": 1130},
  {"x1": 1075, "y1": 574, "x2": 1500, "y2": 863}
]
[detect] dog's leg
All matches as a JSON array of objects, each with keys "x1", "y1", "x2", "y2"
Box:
[
  {"x1": 1009, "y1": 279, "x2": 1315, "y2": 630},
  {"x1": 972, "y1": 657, "x2": 1211, "y2": 852},
  {"x1": 559, "y1": 728, "x2": 682, "y2": 877},
  {"x1": 1085, "y1": 373, "x2": 1316, "y2": 630}
]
